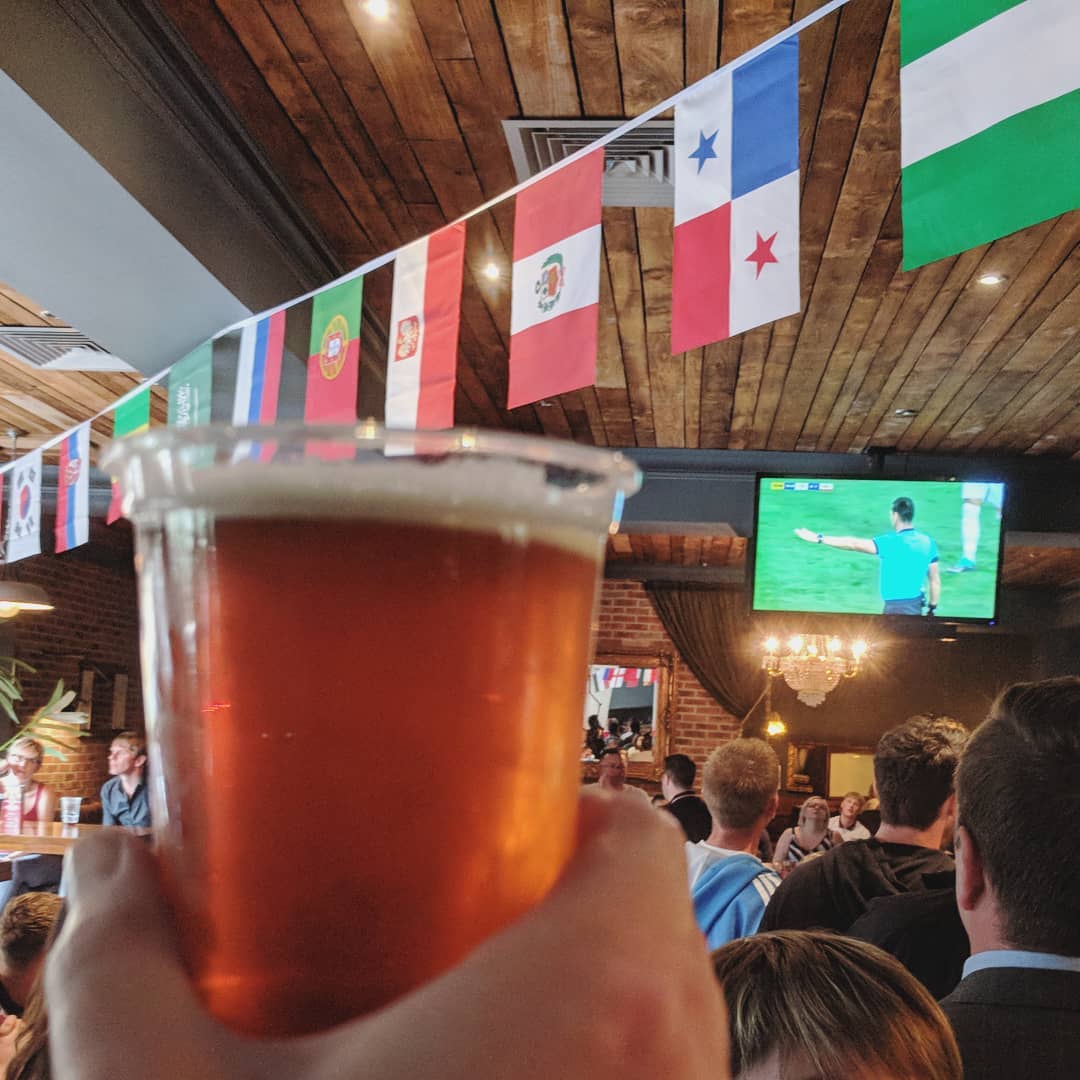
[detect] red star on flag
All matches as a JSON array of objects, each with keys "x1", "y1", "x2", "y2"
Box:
[{"x1": 745, "y1": 231, "x2": 780, "y2": 278}]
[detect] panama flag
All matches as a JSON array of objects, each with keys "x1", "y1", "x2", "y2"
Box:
[
  {"x1": 233, "y1": 310, "x2": 286, "y2": 425},
  {"x1": 672, "y1": 37, "x2": 800, "y2": 353},
  {"x1": 901, "y1": 0, "x2": 1080, "y2": 270},
  {"x1": 6, "y1": 450, "x2": 42, "y2": 563},
  {"x1": 385, "y1": 222, "x2": 466, "y2": 429},
  {"x1": 508, "y1": 149, "x2": 603, "y2": 409},
  {"x1": 55, "y1": 424, "x2": 90, "y2": 554},
  {"x1": 305, "y1": 277, "x2": 363, "y2": 423}
]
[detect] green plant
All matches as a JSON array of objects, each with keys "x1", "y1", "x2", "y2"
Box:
[{"x1": 0, "y1": 659, "x2": 85, "y2": 760}]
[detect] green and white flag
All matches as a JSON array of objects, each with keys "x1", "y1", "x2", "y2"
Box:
[
  {"x1": 901, "y1": 0, "x2": 1080, "y2": 270},
  {"x1": 168, "y1": 341, "x2": 213, "y2": 427}
]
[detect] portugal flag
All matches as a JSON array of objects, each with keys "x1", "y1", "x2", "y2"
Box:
[{"x1": 305, "y1": 277, "x2": 363, "y2": 422}]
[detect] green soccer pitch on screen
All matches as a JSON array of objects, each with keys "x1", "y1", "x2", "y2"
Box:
[{"x1": 751, "y1": 477, "x2": 1006, "y2": 621}]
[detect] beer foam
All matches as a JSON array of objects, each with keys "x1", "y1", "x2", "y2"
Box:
[{"x1": 136, "y1": 457, "x2": 615, "y2": 559}]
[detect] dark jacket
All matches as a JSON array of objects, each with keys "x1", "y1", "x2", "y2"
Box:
[
  {"x1": 941, "y1": 965, "x2": 1080, "y2": 1079},
  {"x1": 664, "y1": 792, "x2": 711, "y2": 843},
  {"x1": 847, "y1": 871, "x2": 969, "y2": 998},
  {"x1": 758, "y1": 837, "x2": 955, "y2": 934}
]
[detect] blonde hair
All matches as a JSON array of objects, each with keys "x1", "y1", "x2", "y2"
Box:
[
  {"x1": 8, "y1": 738, "x2": 43, "y2": 764},
  {"x1": 711, "y1": 931, "x2": 962, "y2": 1079},
  {"x1": 797, "y1": 795, "x2": 830, "y2": 828},
  {"x1": 701, "y1": 739, "x2": 779, "y2": 829}
]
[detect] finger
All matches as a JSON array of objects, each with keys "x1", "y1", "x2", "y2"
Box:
[
  {"x1": 46, "y1": 832, "x2": 306, "y2": 1080},
  {"x1": 305, "y1": 790, "x2": 727, "y2": 1080}
]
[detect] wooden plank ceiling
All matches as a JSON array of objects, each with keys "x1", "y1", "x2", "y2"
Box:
[{"x1": 146, "y1": 0, "x2": 1080, "y2": 458}]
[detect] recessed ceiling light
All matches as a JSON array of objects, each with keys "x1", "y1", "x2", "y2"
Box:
[
  {"x1": 482, "y1": 262, "x2": 500, "y2": 281},
  {"x1": 894, "y1": 408, "x2": 919, "y2": 418},
  {"x1": 977, "y1": 273, "x2": 1005, "y2": 286},
  {"x1": 364, "y1": 0, "x2": 390, "y2": 19}
]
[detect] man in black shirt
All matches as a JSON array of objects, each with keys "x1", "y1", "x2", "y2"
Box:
[
  {"x1": 759, "y1": 715, "x2": 968, "y2": 934},
  {"x1": 660, "y1": 753, "x2": 711, "y2": 842}
]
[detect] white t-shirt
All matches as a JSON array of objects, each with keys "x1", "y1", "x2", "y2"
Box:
[
  {"x1": 685, "y1": 840, "x2": 748, "y2": 889},
  {"x1": 828, "y1": 814, "x2": 871, "y2": 842}
]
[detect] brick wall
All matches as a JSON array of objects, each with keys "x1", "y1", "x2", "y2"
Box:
[
  {"x1": 596, "y1": 580, "x2": 740, "y2": 775},
  {"x1": 2, "y1": 521, "x2": 142, "y2": 800}
]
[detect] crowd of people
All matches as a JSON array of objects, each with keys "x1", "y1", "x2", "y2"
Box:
[{"x1": 0, "y1": 683, "x2": 1074, "y2": 1077}]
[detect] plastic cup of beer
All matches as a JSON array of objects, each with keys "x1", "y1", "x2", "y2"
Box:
[
  {"x1": 59, "y1": 796, "x2": 81, "y2": 824},
  {"x1": 103, "y1": 422, "x2": 640, "y2": 1038}
]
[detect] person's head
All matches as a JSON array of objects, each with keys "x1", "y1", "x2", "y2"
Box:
[
  {"x1": 956, "y1": 677, "x2": 1080, "y2": 955},
  {"x1": 0, "y1": 893, "x2": 63, "y2": 1009},
  {"x1": 661, "y1": 753, "x2": 696, "y2": 799},
  {"x1": 796, "y1": 795, "x2": 829, "y2": 830},
  {"x1": 107, "y1": 732, "x2": 147, "y2": 779},
  {"x1": 711, "y1": 931, "x2": 962, "y2": 1080},
  {"x1": 874, "y1": 715, "x2": 968, "y2": 829},
  {"x1": 839, "y1": 791, "x2": 866, "y2": 824},
  {"x1": 891, "y1": 496, "x2": 915, "y2": 526},
  {"x1": 6, "y1": 739, "x2": 44, "y2": 786},
  {"x1": 597, "y1": 748, "x2": 626, "y2": 789},
  {"x1": 586, "y1": 715, "x2": 600, "y2": 733},
  {"x1": 701, "y1": 739, "x2": 779, "y2": 831}
]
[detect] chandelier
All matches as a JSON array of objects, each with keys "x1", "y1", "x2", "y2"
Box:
[{"x1": 762, "y1": 634, "x2": 867, "y2": 707}]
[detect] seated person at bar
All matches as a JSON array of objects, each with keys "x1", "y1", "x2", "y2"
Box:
[
  {"x1": 0, "y1": 893, "x2": 62, "y2": 1016},
  {"x1": 711, "y1": 931, "x2": 961, "y2": 1079},
  {"x1": 829, "y1": 791, "x2": 871, "y2": 841},
  {"x1": 101, "y1": 731, "x2": 151, "y2": 827},
  {"x1": 1, "y1": 740, "x2": 58, "y2": 825},
  {"x1": 45, "y1": 790, "x2": 730, "y2": 1080},
  {"x1": 772, "y1": 795, "x2": 841, "y2": 866}
]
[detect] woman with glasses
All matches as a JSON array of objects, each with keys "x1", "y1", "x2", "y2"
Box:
[{"x1": 3, "y1": 739, "x2": 58, "y2": 824}]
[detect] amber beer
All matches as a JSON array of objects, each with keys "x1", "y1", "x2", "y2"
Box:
[{"x1": 106, "y1": 425, "x2": 638, "y2": 1038}]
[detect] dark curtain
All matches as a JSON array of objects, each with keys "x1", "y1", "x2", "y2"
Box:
[{"x1": 645, "y1": 583, "x2": 767, "y2": 733}]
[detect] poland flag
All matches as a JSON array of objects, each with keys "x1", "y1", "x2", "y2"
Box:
[
  {"x1": 508, "y1": 150, "x2": 603, "y2": 409},
  {"x1": 672, "y1": 37, "x2": 801, "y2": 353},
  {"x1": 385, "y1": 222, "x2": 467, "y2": 430}
]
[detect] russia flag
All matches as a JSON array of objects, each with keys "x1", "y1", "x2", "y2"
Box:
[
  {"x1": 232, "y1": 310, "x2": 285, "y2": 426},
  {"x1": 672, "y1": 37, "x2": 801, "y2": 354},
  {"x1": 55, "y1": 424, "x2": 90, "y2": 554}
]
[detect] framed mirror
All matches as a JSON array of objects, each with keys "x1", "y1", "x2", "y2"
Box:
[
  {"x1": 786, "y1": 742, "x2": 875, "y2": 798},
  {"x1": 581, "y1": 652, "x2": 674, "y2": 781}
]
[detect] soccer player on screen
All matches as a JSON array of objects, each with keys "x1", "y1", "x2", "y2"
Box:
[
  {"x1": 949, "y1": 482, "x2": 1004, "y2": 573},
  {"x1": 794, "y1": 496, "x2": 941, "y2": 616}
]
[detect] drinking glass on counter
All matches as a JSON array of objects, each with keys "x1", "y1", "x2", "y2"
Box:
[{"x1": 103, "y1": 423, "x2": 639, "y2": 1038}]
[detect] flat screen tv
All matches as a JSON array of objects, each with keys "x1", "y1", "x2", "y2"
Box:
[{"x1": 751, "y1": 477, "x2": 1005, "y2": 622}]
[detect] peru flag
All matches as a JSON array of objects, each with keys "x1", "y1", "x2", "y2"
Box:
[
  {"x1": 305, "y1": 277, "x2": 363, "y2": 422},
  {"x1": 55, "y1": 425, "x2": 90, "y2": 554},
  {"x1": 233, "y1": 310, "x2": 285, "y2": 425},
  {"x1": 672, "y1": 37, "x2": 800, "y2": 353},
  {"x1": 508, "y1": 149, "x2": 603, "y2": 409},
  {"x1": 385, "y1": 222, "x2": 466, "y2": 429}
]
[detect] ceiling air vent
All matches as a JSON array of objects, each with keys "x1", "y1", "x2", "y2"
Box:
[
  {"x1": 503, "y1": 119, "x2": 674, "y2": 208},
  {"x1": 0, "y1": 327, "x2": 135, "y2": 371}
]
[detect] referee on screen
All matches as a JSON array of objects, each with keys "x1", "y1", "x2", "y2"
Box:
[{"x1": 794, "y1": 496, "x2": 941, "y2": 616}]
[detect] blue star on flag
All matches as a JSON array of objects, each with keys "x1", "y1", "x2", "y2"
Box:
[{"x1": 688, "y1": 129, "x2": 719, "y2": 174}]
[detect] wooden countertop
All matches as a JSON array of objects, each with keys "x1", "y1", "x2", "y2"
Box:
[{"x1": 0, "y1": 822, "x2": 150, "y2": 855}]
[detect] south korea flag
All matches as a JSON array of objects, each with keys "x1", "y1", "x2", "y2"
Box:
[{"x1": 6, "y1": 450, "x2": 42, "y2": 563}]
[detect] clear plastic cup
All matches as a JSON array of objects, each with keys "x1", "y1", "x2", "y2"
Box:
[
  {"x1": 59, "y1": 796, "x2": 81, "y2": 824},
  {"x1": 103, "y1": 423, "x2": 639, "y2": 1037}
]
